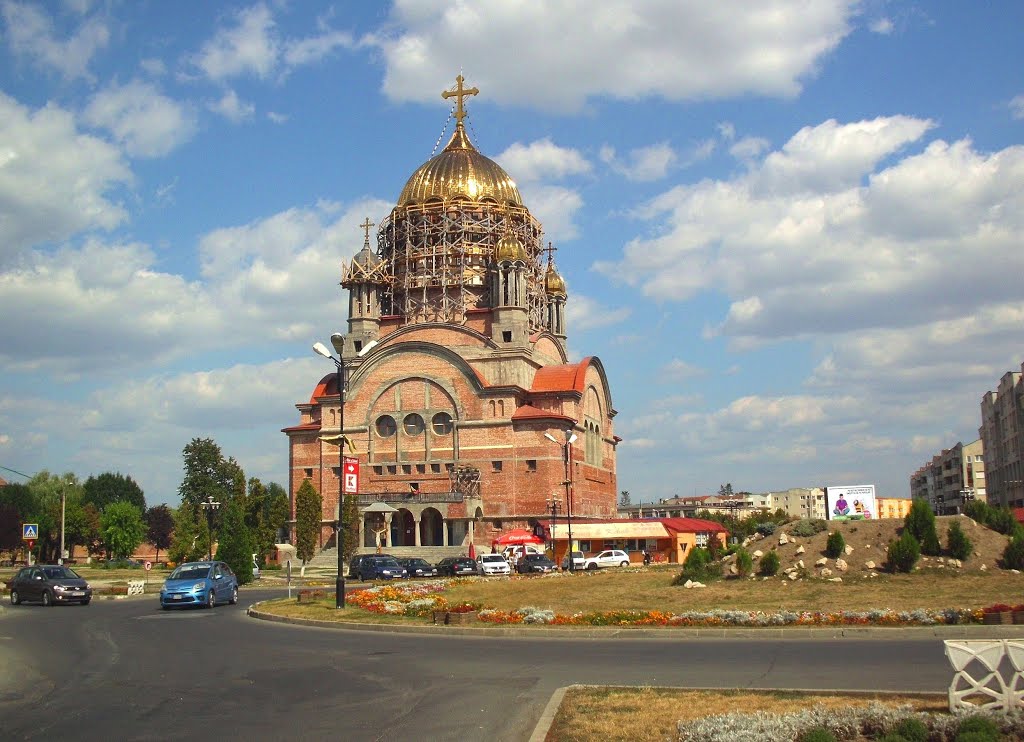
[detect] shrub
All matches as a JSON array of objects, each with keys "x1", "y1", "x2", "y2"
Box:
[
  {"x1": 887, "y1": 531, "x2": 920, "y2": 573},
  {"x1": 825, "y1": 531, "x2": 846, "y2": 559},
  {"x1": 756, "y1": 522, "x2": 777, "y2": 536},
  {"x1": 672, "y1": 547, "x2": 722, "y2": 584},
  {"x1": 892, "y1": 716, "x2": 929, "y2": 742},
  {"x1": 963, "y1": 499, "x2": 991, "y2": 525},
  {"x1": 797, "y1": 728, "x2": 837, "y2": 742},
  {"x1": 791, "y1": 519, "x2": 828, "y2": 537},
  {"x1": 1003, "y1": 533, "x2": 1024, "y2": 570},
  {"x1": 955, "y1": 714, "x2": 1001, "y2": 741},
  {"x1": 904, "y1": 499, "x2": 941, "y2": 556},
  {"x1": 987, "y1": 507, "x2": 1018, "y2": 536},
  {"x1": 946, "y1": 520, "x2": 973, "y2": 561},
  {"x1": 759, "y1": 549, "x2": 781, "y2": 576},
  {"x1": 735, "y1": 548, "x2": 753, "y2": 577}
]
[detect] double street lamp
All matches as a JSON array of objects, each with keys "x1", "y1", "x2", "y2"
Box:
[
  {"x1": 314, "y1": 336, "x2": 377, "y2": 609},
  {"x1": 200, "y1": 495, "x2": 220, "y2": 561},
  {"x1": 544, "y1": 497, "x2": 562, "y2": 556},
  {"x1": 544, "y1": 428, "x2": 578, "y2": 571}
]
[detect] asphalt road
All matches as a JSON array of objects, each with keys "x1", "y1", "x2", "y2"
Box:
[{"x1": 0, "y1": 588, "x2": 955, "y2": 741}]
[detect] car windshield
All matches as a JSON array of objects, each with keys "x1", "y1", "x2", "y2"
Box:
[
  {"x1": 404, "y1": 559, "x2": 430, "y2": 568},
  {"x1": 373, "y1": 558, "x2": 401, "y2": 568},
  {"x1": 42, "y1": 566, "x2": 79, "y2": 579},
  {"x1": 480, "y1": 555, "x2": 504, "y2": 563},
  {"x1": 169, "y1": 565, "x2": 210, "y2": 580}
]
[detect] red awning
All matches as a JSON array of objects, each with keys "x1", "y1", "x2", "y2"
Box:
[{"x1": 492, "y1": 529, "x2": 544, "y2": 546}]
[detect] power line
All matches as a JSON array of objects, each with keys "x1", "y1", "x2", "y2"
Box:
[{"x1": 0, "y1": 464, "x2": 33, "y2": 480}]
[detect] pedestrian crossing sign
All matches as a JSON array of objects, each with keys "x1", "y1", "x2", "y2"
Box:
[{"x1": 22, "y1": 523, "x2": 38, "y2": 540}]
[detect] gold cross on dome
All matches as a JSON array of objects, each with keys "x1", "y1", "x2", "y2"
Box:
[
  {"x1": 359, "y1": 217, "x2": 373, "y2": 243},
  {"x1": 442, "y1": 74, "x2": 479, "y2": 125}
]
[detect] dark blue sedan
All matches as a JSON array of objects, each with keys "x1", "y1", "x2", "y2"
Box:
[{"x1": 160, "y1": 561, "x2": 238, "y2": 609}]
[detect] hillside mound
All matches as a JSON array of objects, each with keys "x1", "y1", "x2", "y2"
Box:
[{"x1": 738, "y1": 515, "x2": 1011, "y2": 575}]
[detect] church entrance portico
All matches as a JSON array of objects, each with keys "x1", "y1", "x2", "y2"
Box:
[{"x1": 419, "y1": 507, "x2": 444, "y2": 546}]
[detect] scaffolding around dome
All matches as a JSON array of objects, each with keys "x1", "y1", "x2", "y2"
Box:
[{"x1": 377, "y1": 199, "x2": 549, "y2": 329}]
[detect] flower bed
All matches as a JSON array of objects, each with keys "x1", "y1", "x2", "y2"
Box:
[{"x1": 342, "y1": 583, "x2": 992, "y2": 627}]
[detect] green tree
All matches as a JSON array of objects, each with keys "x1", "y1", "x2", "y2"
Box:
[
  {"x1": 341, "y1": 494, "x2": 359, "y2": 564},
  {"x1": 825, "y1": 531, "x2": 846, "y2": 559},
  {"x1": 987, "y1": 507, "x2": 1018, "y2": 536},
  {"x1": 295, "y1": 480, "x2": 322, "y2": 565},
  {"x1": 887, "y1": 530, "x2": 921, "y2": 573},
  {"x1": 904, "y1": 498, "x2": 941, "y2": 556},
  {"x1": 168, "y1": 503, "x2": 205, "y2": 564},
  {"x1": 618, "y1": 490, "x2": 631, "y2": 507},
  {"x1": 735, "y1": 548, "x2": 753, "y2": 577},
  {"x1": 963, "y1": 499, "x2": 991, "y2": 525},
  {"x1": 215, "y1": 499, "x2": 254, "y2": 584},
  {"x1": 178, "y1": 438, "x2": 238, "y2": 510},
  {"x1": 718, "y1": 483, "x2": 734, "y2": 498},
  {"x1": 100, "y1": 501, "x2": 145, "y2": 559},
  {"x1": 83, "y1": 472, "x2": 146, "y2": 514},
  {"x1": 1003, "y1": 533, "x2": 1024, "y2": 570},
  {"x1": 26, "y1": 471, "x2": 81, "y2": 562},
  {"x1": 758, "y1": 549, "x2": 781, "y2": 576},
  {"x1": 80, "y1": 504, "x2": 104, "y2": 558},
  {"x1": 946, "y1": 519, "x2": 973, "y2": 561},
  {"x1": 145, "y1": 505, "x2": 175, "y2": 564}
]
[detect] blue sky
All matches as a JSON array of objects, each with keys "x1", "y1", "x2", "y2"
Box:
[{"x1": 1, "y1": 1, "x2": 1022, "y2": 506}]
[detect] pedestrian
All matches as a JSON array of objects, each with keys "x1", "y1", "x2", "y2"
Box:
[{"x1": 642, "y1": 549, "x2": 651, "y2": 566}]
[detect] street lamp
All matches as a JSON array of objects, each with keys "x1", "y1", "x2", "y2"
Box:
[
  {"x1": 544, "y1": 428, "x2": 578, "y2": 571},
  {"x1": 313, "y1": 336, "x2": 377, "y2": 609},
  {"x1": 545, "y1": 496, "x2": 562, "y2": 557},
  {"x1": 200, "y1": 495, "x2": 220, "y2": 561}
]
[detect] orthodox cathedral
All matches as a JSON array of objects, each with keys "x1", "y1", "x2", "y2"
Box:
[{"x1": 283, "y1": 77, "x2": 618, "y2": 554}]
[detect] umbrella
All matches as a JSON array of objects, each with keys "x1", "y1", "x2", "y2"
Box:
[{"x1": 492, "y1": 529, "x2": 544, "y2": 546}]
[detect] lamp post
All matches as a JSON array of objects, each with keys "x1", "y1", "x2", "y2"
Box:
[
  {"x1": 314, "y1": 337, "x2": 377, "y2": 609},
  {"x1": 545, "y1": 496, "x2": 562, "y2": 557},
  {"x1": 544, "y1": 428, "x2": 578, "y2": 571},
  {"x1": 200, "y1": 495, "x2": 220, "y2": 561}
]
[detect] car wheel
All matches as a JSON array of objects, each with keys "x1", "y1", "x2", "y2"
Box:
[
  {"x1": 42, "y1": 590, "x2": 52, "y2": 606},
  {"x1": 82, "y1": 598, "x2": 91, "y2": 605},
  {"x1": 587, "y1": 563, "x2": 598, "y2": 570},
  {"x1": 229, "y1": 586, "x2": 238, "y2": 605},
  {"x1": 10, "y1": 589, "x2": 20, "y2": 605},
  {"x1": 206, "y1": 590, "x2": 215, "y2": 609},
  {"x1": 620, "y1": 561, "x2": 629, "y2": 567}
]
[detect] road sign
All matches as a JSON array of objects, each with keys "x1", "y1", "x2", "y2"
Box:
[
  {"x1": 144, "y1": 561, "x2": 152, "y2": 571},
  {"x1": 343, "y1": 456, "x2": 359, "y2": 494},
  {"x1": 22, "y1": 523, "x2": 38, "y2": 540}
]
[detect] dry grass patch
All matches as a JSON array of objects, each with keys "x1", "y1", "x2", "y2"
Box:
[{"x1": 546, "y1": 688, "x2": 947, "y2": 742}]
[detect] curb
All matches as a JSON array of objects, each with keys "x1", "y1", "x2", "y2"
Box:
[{"x1": 244, "y1": 602, "x2": 1024, "y2": 640}]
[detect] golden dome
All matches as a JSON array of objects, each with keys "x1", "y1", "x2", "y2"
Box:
[
  {"x1": 396, "y1": 125, "x2": 523, "y2": 207},
  {"x1": 545, "y1": 263, "x2": 567, "y2": 297},
  {"x1": 494, "y1": 231, "x2": 528, "y2": 263}
]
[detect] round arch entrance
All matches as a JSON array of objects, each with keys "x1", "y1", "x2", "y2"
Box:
[{"x1": 419, "y1": 508, "x2": 443, "y2": 546}]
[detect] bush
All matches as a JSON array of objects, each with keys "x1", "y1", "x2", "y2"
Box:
[
  {"x1": 887, "y1": 530, "x2": 920, "y2": 573},
  {"x1": 735, "y1": 548, "x2": 753, "y2": 577},
  {"x1": 791, "y1": 519, "x2": 828, "y2": 537},
  {"x1": 1003, "y1": 534, "x2": 1024, "y2": 570},
  {"x1": 987, "y1": 507, "x2": 1018, "y2": 536},
  {"x1": 797, "y1": 728, "x2": 837, "y2": 742},
  {"x1": 672, "y1": 547, "x2": 723, "y2": 584},
  {"x1": 955, "y1": 714, "x2": 1001, "y2": 741},
  {"x1": 759, "y1": 549, "x2": 781, "y2": 576},
  {"x1": 825, "y1": 531, "x2": 846, "y2": 559},
  {"x1": 963, "y1": 499, "x2": 991, "y2": 525},
  {"x1": 755, "y1": 522, "x2": 776, "y2": 536},
  {"x1": 947, "y1": 520, "x2": 973, "y2": 561},
  {"x1": 904, "y1": 499, "x2": 941, "y2": 556},
  {"x1": 892, "y1": 716, "x2": 929, "y2": 742}
]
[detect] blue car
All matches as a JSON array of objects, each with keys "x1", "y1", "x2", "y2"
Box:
[{"x1": 160, "y1": 561, "x2": 238, "y2": 609}]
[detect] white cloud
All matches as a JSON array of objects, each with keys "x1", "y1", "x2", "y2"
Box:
[
  {"x1": 1010, "y1": 94, "x2": 1024, "y2": 121},
  {"x1": 659, "y1": 359, "x2": 705, "y2": 382},
  {"x1": 869, "y1": 17, "x2": 894, "y2": 34},
  {"x1": 601, "y1": 142, "x2": 678, "y2": 182},
  {"x1": 207, "y1": 89, "x2": 256, "y2": 122},
  {"x1": 0, "y1": 93, "x2": 131, "y2": 257},
  {"x1": 496, "y1": 139, "x2": 591, "y2": 182},
  {"x1": 1, "y1": 1, "x2": 109, "y2": 80},
  {"x1": 283, "y1": 29, "x2": 355, "y2": 67},
  {"x1": 375, "y1": 0, "x2": 856, "y2": 111},
  {"x1": 516, "y1": 184, "x2": 584, "y2": 242},
  {"x1": 84, "y1": 81, "x2": 198, "y2": 158},
  {"x1": 267, "y1": 111, "x2": 288, "y2": 124},
  {"x1": 566, "y1": 293, "x2": 631, "y2": 332},
  {"x1": 730, "y1": 136, "x2": 771, "y2": 162}
]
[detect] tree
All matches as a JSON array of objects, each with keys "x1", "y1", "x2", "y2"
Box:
[
  {"x1": 168, "y1": 503, "x2": 205, "y2": 564},
  {"x1": 735, "y1": 548, "x2": 753, "y2": 577},
  {"x1": 215, "y1": 499, "x2": 254, "y2": 584},
  {"x1": 619, "y1": 490, "x2": 631, "y2": 507},
  {"x1": 295, "y1": 480, "x2": 322, "y2": 565},
  {"x1": 178, "y1": 438, "x2": 238, "y2": 510},
  {"x1": 1003, "y1": 533, "x2": 1024, "y2": 570},
  {"x1": 80, "y1": 504, "x2": 104, "y2": 558},
  {"x1": 758, "y1": 549, "x2": 780, "y2": 577},
  {"x1": 904, "y1": 498, "x2": 941, "y2": 556},
  {"x1": 341, "y1": 494, "x2": 359, "y2": 564},
  {"x1": 718, "y1": 483, "x2": 734, "y2": 498},
  {"x1": 825, "y1": 531, "x2": 846, "y2": 559},
  {"x1": 0, "y1": 503, "x2": 21, "y2": 557},
  {"x1": 946, "y1": 520, "x2": 973, "y2": 561},
  {"x1": 145, "y1": 505, "x2": 174, "y2": 564},
  {"x1": 887, "y1": 530, "x2": 921, "y2": 573},
  {"x1": 100, "y1": 501, "x2": 145, "y2": 560},
  {"x1": 83, "y1": 472, "x2": 146, "y2": 514}
]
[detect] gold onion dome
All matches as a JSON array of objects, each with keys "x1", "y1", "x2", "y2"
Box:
[
  {"x1": 494, "y1": 231, "x2": 528, "y2": 262},
  {"x1": 545, "y1": 263, "x2": 567, "y2": 297},
  {"x1": 396, "y1": 125, "x2": 523, "y2": 207}
]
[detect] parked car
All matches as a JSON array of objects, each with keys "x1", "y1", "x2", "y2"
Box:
[
  {"x1": 397, "y1": 558, "x2": 439, "y2": 579},
  {"x1": 160, "y1": 561, "x2": 238, "y2": 609},
  {"x1": 582, "y1": 549, "x2": 631, "y2": 570},
  {"x1": 436, "y1": 556, "x2": 479, "y2": 577},
  {"x1": 560, "y1": 551, "x2": 586, "y2": 571},
  {"x1": 8, "y1": 565, "x2": 92, "y2": 606},
  {"x1": 477, "y1": 553, "x2": 511, "y2": 576},
  {"x1": 350, "y1": 555, "x2": 408, "y2": 581},
  {"x1": 515, "y1": 554, "x2": 558, "y2": 574}
]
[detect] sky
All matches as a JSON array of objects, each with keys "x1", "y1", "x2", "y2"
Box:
[{"x1": 1, "y1": 1, "x2": 1022, "y2": 507}]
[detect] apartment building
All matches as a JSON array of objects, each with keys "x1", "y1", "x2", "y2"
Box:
[
  {"x1": 980, "y1": 364, "x2": 1024, "y2": 508},
  {"x1": 909, "y1": 439, "x2": 986, "y2": 515}
]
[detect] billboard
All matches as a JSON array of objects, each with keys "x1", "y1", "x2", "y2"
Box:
[{"x1": 826, "y1": 485, "x2": 876, "y2": 520}]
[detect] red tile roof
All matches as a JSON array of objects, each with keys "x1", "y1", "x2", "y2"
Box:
[
  {"x1": 281, "y1": 422, "x2": 322, "y2": 434},
  {"x1": 308, "y1": 373, "x2": 337, "y2": 404},
  {"x1": 511, "y1": 404, "x2": 576, "y2": 423},
  {"x1": 531, "y1": 357, "x2": 593, "y2": 394},
  {"x1": 659, "y1": 517, "x2": 730, "y2": 535}
]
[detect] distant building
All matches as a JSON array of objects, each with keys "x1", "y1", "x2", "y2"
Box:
[
  {"x1": 619, "y1": 493, "x2": 770, "y2": 519},
  {"x1": 876, "y1": 497, "x2": 912, "y2": 519},
  {"x1": 765, "y1": 488, "x2": 826, "y2": 520},
  {"x1": 980, "y1": 363, "x2": 1024, "y2": 508},
  {"x1": 910, "y1": 439, "x2": 986, "y2": 515}
]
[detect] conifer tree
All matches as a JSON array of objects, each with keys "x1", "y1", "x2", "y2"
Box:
[
  {"x1": 295, "y1": 480, "x2": 322, "y2": 565},
  {"x1": 904, "y1": 498, "x2": 941, "y2": 556},
  {"x1": 215, "y1": 498, "x2": 254, "y2": 584},
  {"x1": 946, "y1": 519, "x2": 973, "y2": 561}
]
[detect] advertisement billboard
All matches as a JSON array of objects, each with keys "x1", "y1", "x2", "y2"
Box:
[{"x1": 826, "y1": 485, "x2": 876, "y2": 520}]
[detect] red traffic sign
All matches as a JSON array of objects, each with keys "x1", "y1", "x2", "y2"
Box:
[
  {"x1": 343, "y1": 456, "x2": 360, "y2": 494},
  {"x1": 144, "y1": 561, "x2": 152, "y2": 571}
]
